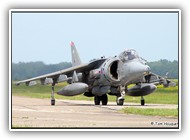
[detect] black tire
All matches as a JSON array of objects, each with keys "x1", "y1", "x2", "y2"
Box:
[
  {"x1": 141, "y1": 99, "x2": 145, "y2": 106},
  {"x1": 51, "y1": 99, "x2": 55, "y2": 106},
  {"x1": 116, "y1": 97, "x2": 124, "y2": 106},
  {"x1": 102, "y1": 94, "x2": 108, "y2": 105},
  {"x1": 94, "y1": 96, "x2": 101, "y2": 105}
]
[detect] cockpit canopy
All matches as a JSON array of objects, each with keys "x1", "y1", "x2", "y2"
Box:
[{"x1": 119, "y1": 49, "x2": 139, "y2": 62}]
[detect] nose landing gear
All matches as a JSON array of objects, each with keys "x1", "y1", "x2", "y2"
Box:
[
  {"x1": 116, "y1": 96, "x2": 124, "y2": 105},
  {"x1": 116, "y1": 85, "x2": 125, "y2": 106}
]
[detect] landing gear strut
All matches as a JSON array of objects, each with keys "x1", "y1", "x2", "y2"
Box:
[
  {"x1": 94, "y1": 94, "x2": 108, "y2": 105},
  {"x1": 51, "y1": 83, "x2": 55, "y2": 105}
]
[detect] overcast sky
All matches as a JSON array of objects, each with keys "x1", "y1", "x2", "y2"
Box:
[{"x1": 12, "y1": 10, "x2": 179, "y2": 64}]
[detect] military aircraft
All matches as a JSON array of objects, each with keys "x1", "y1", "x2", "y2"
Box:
[{"x1": 15, "y1": 42, "x2": 176, "y2": 106}]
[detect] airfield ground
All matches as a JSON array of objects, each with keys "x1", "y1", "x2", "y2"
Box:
[{"x1": 11, "y1": 96, "x2": 178, "y2": 128}]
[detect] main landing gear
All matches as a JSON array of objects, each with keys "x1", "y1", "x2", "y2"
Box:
[{"x1": 94, "y1": 94, "x2": 108, "y2": 105}]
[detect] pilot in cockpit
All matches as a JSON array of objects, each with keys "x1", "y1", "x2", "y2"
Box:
[{"x1": 119, "y1": 49, "x2": 139, "y2": 62}]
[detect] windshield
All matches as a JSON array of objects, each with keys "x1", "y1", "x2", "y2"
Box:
[{"x1": 119, "y1": 49, "x2": 139, "y2": 62}]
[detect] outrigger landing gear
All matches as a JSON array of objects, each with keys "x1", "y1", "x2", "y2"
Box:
[
  {"x1": 141, "y1": 96, "x2": 145, "y2": 106},
  {"x1": 51, "y1": 83, "x2": 55, "y2": 106}
]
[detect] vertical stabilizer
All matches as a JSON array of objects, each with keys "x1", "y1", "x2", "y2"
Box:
[{"x1": 70, "y1": 41, "x2": 82, "y2": 66}]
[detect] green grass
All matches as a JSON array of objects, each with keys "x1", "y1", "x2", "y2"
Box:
[
  {"x1": 12, "y1": 82, "x2": 94, "y2": 101},
  {"x1": 121, "y1": 107, "x2": 178, "y2": 118},
  {"x1": 132, "y1": 86, "x2": 179, "y2": 104},
  {"x1": 12, "y1": 82, "x2": 179, "y2": 104}
]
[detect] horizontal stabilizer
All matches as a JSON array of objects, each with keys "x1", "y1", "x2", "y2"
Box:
[{"x1": 144, "y1": 72, "x2": 176, "y2": 87}]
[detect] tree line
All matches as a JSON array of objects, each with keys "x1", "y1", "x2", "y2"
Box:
[
  {"x1": 147, "y1": 59, "x2": 178, "y2": 79},
  {"x1": 12, "y1": 59, "x2": 178, "y2": 81},
  {"x1": 12, "y1": 61, "x2": 72, "y2": 81}
]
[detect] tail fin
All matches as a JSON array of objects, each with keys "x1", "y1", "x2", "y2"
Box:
[{"x1": 70, "y1": 41, "x2": 82, "y2": 66}]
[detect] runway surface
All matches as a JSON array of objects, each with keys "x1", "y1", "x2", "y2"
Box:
[{"x1": 12, "y1": 96, "x2": 178, "y2": 128}]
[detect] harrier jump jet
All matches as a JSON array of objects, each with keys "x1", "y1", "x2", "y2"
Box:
[{"x1": 15, "y1": 42, "x2": 176, "y2": 106}]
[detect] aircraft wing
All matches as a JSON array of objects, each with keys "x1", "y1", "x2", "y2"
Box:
[
  {"x1": 144, "y1": 72, "x2": 176, "y2": 87},
  {"x1": 15, "y1": 58, "x2": 106, "y2": 86}
]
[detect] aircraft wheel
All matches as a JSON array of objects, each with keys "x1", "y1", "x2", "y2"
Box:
[
  {"x1": 116, "y1": 97, "x2": 124, "y2": 106},
  {"x1": 94, "y1": 96, "x2": 101, "y2": 105},
  {"x1": 141, "y1": 99, "x2": 145, "y2": 106},
  {"x1": 51, "y1": 99, "x2": 55, "y2": 106},
  {"x1": 141, "y1": 96, "x2": 145, "y2": 106},
  {"x1": 102, "y1": 94, "x2": 108, "y2": 105}
]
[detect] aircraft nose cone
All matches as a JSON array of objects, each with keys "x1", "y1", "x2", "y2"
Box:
[
  {"x1": 138, "y1": 65, "x2": 150, "y2": 75},
  {"x1": 122, "y1": 61, "x2": 151, "y2": 78},
  {"x1": 145, "y1": 66, "x2": 150, "y2": 72}
]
